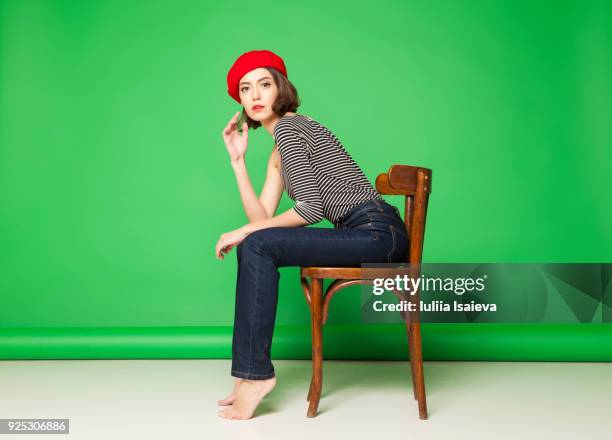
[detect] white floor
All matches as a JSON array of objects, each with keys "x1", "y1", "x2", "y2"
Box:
[{"x1": 0, "y1": 359, "x2": 610, "y2": 439}]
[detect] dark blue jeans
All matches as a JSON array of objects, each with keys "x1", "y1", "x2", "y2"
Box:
[{"x1": 230, "y1": 198, "x2": 408, "y2": 380}]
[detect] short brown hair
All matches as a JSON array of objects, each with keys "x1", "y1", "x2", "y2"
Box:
[{"x1": 242, "y1": 67, "x2": 301, "y2": 130}]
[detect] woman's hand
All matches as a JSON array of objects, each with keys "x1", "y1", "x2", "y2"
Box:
[
  {"x1": 222, "y1": 111, "x2": 248, "y2": 163},
  {"x1": 215, "y1": 227, "x2": 249, "y2": 260}
]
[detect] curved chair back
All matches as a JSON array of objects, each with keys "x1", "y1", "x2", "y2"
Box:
[{"x1": 375, "y1": 165, "x2": 432, "y2": 263}]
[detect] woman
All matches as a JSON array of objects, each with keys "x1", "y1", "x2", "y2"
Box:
[{"x1": 215, "y1": 49, "x2": 408, "y2": 419}]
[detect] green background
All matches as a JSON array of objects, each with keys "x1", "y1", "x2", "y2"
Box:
[{"x1": 1, "y1": 0, "x2": 611, "y2": 360}]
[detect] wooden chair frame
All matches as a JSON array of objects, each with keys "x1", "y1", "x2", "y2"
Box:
[{"x1": 299, "y1": 164, "x2": 432, "y2": 419}]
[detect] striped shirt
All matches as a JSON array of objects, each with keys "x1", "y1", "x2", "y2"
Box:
[{"x1": 273, "y1": 113, "x2": 384, "y2": 227}]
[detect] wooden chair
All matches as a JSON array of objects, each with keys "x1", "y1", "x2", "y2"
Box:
[{"x1": 299, "y1": 164, "x2": 432, "y2": 419}]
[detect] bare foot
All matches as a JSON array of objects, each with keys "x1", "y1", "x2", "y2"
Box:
[
  {"x1": 218, "y1": 378, "x2": 242, "y2": 406},
  {"x1": 217, "y1": 377, "x2": 276, "y2": 420}
]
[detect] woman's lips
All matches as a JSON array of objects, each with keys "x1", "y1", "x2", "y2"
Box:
[{"x1": 253, "y1": 106, "x2": 265, "y2": 112}]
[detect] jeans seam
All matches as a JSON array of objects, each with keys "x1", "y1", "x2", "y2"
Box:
[
  {"x1": 386, "y1": 224, "x2": 397, "y2": 263},
  {"x1": 257, "y1": 232, "x2": 376, "y2": 245},
  {"x1": 246, "y1": 246, "x2": 260, "y2": 378}
]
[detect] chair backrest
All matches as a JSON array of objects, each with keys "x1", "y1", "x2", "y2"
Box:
[{"x1": 375, "y1": 165, "x2": 432, "y2": 264}]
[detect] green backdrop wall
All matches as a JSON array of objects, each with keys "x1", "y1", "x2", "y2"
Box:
[{"x1": 1, "y1": 0, "x2": 611, "y2": 360}]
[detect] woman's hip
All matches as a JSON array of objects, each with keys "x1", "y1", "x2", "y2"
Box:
[{"x1": 335, "y1": 199, "x2": 407, "y2": 235}]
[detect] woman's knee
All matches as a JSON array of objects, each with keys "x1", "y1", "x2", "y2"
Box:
[{"x1": 240, "y1": 229, "x2": 273, "y2": 254}]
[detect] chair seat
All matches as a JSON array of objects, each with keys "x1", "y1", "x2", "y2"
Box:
[
  {"x1": 301, "y1": 266, "x2": 360, "y2": 278},
  {"x1": 300, "y1": 266, "x2": 408, "y2": 279}
]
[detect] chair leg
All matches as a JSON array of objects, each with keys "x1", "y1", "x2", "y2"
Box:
[
  {"x1": 307, "y1": 376, "x2": 314, "y2": 401},
  {"x1": 307, "y1": 277, "x2": 323, "y2": 418},
  {"x1": 409, "y1": 321, "x2": 428, "y2": 419},
  {"x1": 405, "y1": 321, "x2": 418, "y2": 400}
]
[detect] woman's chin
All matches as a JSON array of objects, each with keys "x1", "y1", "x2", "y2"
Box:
[{"x1": 250, "y1": 112, "x2": 272, "y2": 122}]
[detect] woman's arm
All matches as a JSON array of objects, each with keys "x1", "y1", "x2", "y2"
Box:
[
  {"x1": 239, "y1": 128, "x2": 326, "y2": 236},
  {"x1": 231, "y1": 144, "x2": 283, "y2": 222},
  {"x1": 216, "y1": 146, "x2": 308, "y2": 259},
  {"x1": 231, "y1": 158, "x2": 269, "y2": 222},
  {"x1": 241, "y1": 207, "x2": 310, "y2": 234},
  {"x1": 223, "y1": 111, "x2": 274, "y2": 222},
  {"x1": 257, "y1": 144, "x2": 284, "y2": 218},
  {"x1": 216, "y1": 206, "x2": 309, "y2": 259}
]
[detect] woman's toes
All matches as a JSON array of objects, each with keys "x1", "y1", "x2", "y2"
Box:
[
  {"x1": 217, "y1": 394, "x2": 236, "y2": 406},
  {"x1": 218, "y1": 377, "x2": 276, "y2": 420},
  {"x1": 218, "y1": 378, "x2": 243, "y2": 406},
  {"x1": 218, "y1": 407, "x2": 245, "y2": 420}
]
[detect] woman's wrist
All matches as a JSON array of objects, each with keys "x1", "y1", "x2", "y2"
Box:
[
  {"x1": 230, "y1": 157, "x2": 246, "y2": 169},
  {"x1": 239, "y1": 224, "x2": 252, "y2": 236}
]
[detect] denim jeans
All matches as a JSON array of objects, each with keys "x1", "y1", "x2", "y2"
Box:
[{"x1": 230, "y1": 198, "x2": 408, "y2": 380}]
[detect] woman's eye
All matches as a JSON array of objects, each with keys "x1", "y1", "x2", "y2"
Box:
[{"x1": 240, "y1": 83, "x2": 269, "y2": 93}]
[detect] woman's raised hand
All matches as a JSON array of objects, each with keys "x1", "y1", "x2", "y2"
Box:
[{"x1": 222, "y1": 111, "x2": 248, "y2": 163}]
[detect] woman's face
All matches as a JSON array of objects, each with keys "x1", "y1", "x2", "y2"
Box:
[{"x1": 239, "y1": 68, "x2": 279, "y2": 122}]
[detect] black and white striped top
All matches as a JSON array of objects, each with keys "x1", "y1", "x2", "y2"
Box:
[{"x1": 273, "y1": 113, "x2": 384, "y2": 227}]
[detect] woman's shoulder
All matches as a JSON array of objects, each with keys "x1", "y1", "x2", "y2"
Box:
[
  {"x1": 273, "y1": 114, "x2": 311, "y2": 145},
  {"x1": 273, "y1": 113, "x2": 314, "y2": 133}
]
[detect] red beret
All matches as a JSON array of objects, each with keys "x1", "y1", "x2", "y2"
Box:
[{"x1": 226, "y1": 49, "x2": 288, "y2": 104}]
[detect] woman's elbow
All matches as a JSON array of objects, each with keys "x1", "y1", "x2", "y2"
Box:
[{"x1": 295, "y1": 201, "x2": 324, "y2": 224}]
